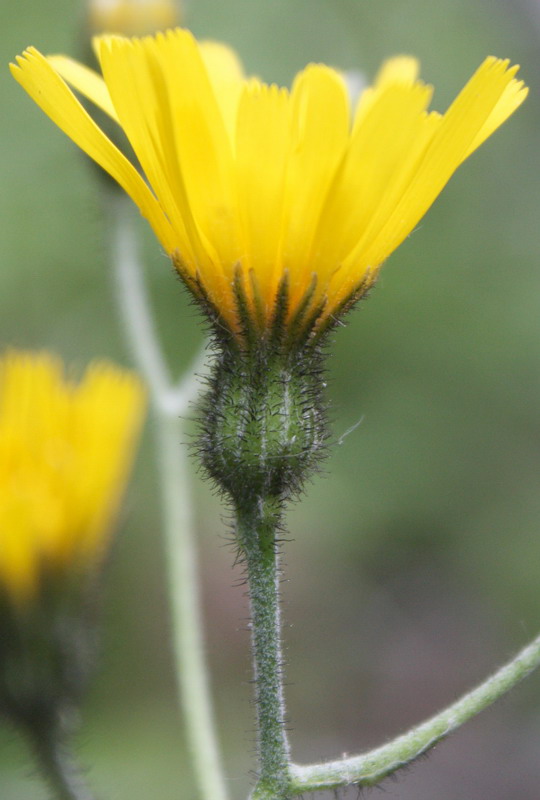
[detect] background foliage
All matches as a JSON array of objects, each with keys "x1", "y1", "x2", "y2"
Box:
[{"x1": 2, "y1": 0, "x2": 540, "y2": 797}]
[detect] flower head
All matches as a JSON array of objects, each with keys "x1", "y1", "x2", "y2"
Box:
[
  {"x1": 0, "y1": 351, "x2": 144, "y2": 734},
  {"x1": 0, "y1": 351, "x2": 145, "y2": 608},
  {"x1": 11, "y1": 31, "x2": 527, "y2": 345},
  {"x1": 88, "y1": 0, "x2": 181, "y2": 37}
]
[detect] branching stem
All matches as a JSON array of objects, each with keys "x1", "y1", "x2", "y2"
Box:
[
  {"x1": 105, "y1": 193, "x2": 540, "y2": 800},
  {"x1": 108, "y1": 193, "x2": 228, "y2": 800},
  {"x1": 289, "y1": 630, "x2": 540, "y2": 793}
]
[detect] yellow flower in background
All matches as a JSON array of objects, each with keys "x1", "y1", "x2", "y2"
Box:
[
  {"x1": 11, "y1": 30, "x2": 527, "y2": 343},
  {"x1": 0, "y1": 351, "x2": 145, "y2": 608},
  {"x1": 88, "y1": 0, "x2": 181, "y2": 36}
]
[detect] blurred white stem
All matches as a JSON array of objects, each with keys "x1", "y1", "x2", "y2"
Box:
[
  {"x1": 108, "y1": 194, "x2": 228, "y2": 800},
  {"x1": 343, "y1": 69, "x2": 366, "y2": 106}
]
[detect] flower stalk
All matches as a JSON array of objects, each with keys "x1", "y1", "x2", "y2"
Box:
[
  {"x1": 108, "y1": 194, "x2": 228, "y2": 800},
  {"x1": 197, "y1": 309, "x2": 329, "y2": 798},
  {"x1": 236, "y1": 500, "x2": 290, "y2": 798},
  {"x1": 30, "y1": 730, "x2": 97, "y2": 800}
]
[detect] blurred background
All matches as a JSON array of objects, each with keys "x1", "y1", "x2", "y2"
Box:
[{"x1": 2, "y1": 0, "x2": 540, "y2": 797}]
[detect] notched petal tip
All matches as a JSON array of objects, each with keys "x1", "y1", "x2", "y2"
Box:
[
  {"x1": 10, "y1": 48, "x2": 45, "y2": 90},
  {"x1": 10, "y1": 46, "x2": 39, "y2": 75}
]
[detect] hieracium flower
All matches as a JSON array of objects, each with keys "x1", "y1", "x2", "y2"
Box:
[
  {"x1": 10, "y1": 31, "x2": 527, "y2": 507},
  {"x1": 0, "y1": 351, "x2": 145, "y2": 735},
  {"x1": 9, "y1": 39, "x2": 529, "y2": 790},
  {"x1": 10, "y1": 30, "x2": 527, "y2": 346}
]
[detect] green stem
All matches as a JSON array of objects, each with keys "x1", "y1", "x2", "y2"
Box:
[
  {"x1": 108, "y1": 193, "x2": 228, "y2": 800},
  {"x1": 289, "y1": 630, "x2": 540, "y2": 793},
  {"x1": 31, "y1": 731, "x2": 96, "y2": 800},
  {"x1": 237, "y1": 502, "x2": 291, "y2": 799}
]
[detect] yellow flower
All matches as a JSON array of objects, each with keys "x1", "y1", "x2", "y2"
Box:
[
  {"x1": 11, "y1": 31, "x2": 527, "y2": 343},
  {"x1": 0, "y1": 351, "x2": 145, "y2": 608},
  {"x1": 88, "y1": 0, "x2": 181, "y2": 37}
]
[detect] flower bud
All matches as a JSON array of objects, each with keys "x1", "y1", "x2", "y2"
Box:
[{"x1": 199, "y1": 292, "x2": 328, "y2": 508}]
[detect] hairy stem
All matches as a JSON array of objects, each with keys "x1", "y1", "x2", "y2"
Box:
[
  {"x1": 237, "y1": 502, "x2": 291, "y2": 799},
  {"x1": 108, "y1": 193, "x2": 228, "y2": 800},
  {"x1": 289, "y1": 630, "x2": 540, "y2": 793},
  {"x1": 31, "y1": 730, "x2": 96, "y2": 800}
]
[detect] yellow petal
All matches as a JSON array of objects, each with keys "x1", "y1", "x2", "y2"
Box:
[
  {"x1": 47, "y1": 54, "x2": 118, "y2": 121},
  {"x1": 199, "y1": 40, "x2": 245, "y2": 144},
  {"x1": 236, "y1": 80, "x2": 291, "y2": 315},
  {"x1": 0, "y1": 351, "x2": 145, "y2": 606},
  {"x1": 150, "y1": 31, "x2": 241, "y2": 273},
  {"x1": 282, "y1": 64, "x2": 350, "y2": 308},
  {"x1": 95, "y1": 34, "x2": 200, "y2": 264},
  {"x1": 10, "y1": 47, "x2": 176, "y2": 253},
  {"x1": 362, "y1": 57, "x2": 526, "y2": 268},
  {"x1": 465, "y1": 70, "x2": 528, "y2": 159},
  {"x1": 311, "y1": 79, "x2": 434, "y2": 287},
  {"x1": 353, "y1": 55, "x2": 420, "y2": 131},
  {"x1": 374, "y1": 55, "x2": 420, "y2": 87},
  {"x1": 95, "y1": 30, "x2": 242, "y2": 295}
]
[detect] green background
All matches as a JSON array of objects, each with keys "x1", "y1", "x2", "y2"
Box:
[{"x1": 2, "y1": 0, "x2": 540, "y2": 797}]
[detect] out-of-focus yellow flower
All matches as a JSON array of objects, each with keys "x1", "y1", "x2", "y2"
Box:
[
  {"x1": 0, "y1": 351, "x2": 145, "y2": 608},
  {"x1": 11, "y1": 31, "x2": 527, "y2": 344},
  {"x1": 88, "y1": 0, "x2": 181, "y2": 37}
]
